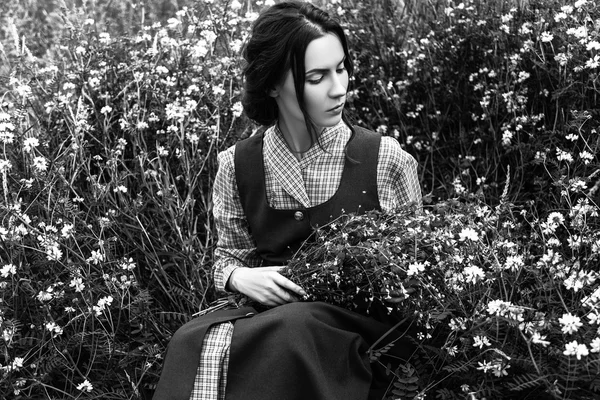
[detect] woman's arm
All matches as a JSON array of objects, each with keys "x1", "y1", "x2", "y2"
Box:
[
  {"x1": 212, "y1": 147, "x2": 306, "y2": 305},
  {"x1": 377, "y1": 136, "x2": 422, "y2": 211},
  {"x1": 212, "y1": 147, "x2": 262, "y2": 292}
]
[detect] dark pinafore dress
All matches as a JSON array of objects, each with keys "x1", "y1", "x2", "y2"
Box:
[{"x1": 153, "y1": 127, "x2": 414, "y2": 400}]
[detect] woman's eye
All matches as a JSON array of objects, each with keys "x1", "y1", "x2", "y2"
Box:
[
  {"x1": 307, "y1": 77, "x2": 323, "y2": 84},
  {"x1": 336, "y1": 67, "x2": 346, "y2": 74}
]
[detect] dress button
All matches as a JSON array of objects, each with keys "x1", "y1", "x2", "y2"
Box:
[{"x1": 294, "y1": 211, "x2": 305, "y2": 221}]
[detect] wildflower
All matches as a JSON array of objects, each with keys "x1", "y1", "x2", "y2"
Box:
[
  {"x1": 76, "y1": 379, "x2": 94, "y2": 392},
  {"x1": 226, "y1": 100, "x2": 243, "y2": 118},
  {"x1": 212, "y1": 85, "x2": 225, "y2": 96},
  {"x1": 37, "y1": 287, "x2": 54, "y2": 302},
  {"x1": 11, "y1": 357, "x2": 24, "y2": 371},
  {"x1": 0, "y1": 263, "x2": 17, "y2": 278},
  {"x1": 98, "y1": 32, "x2": 111, "y2": 44},
  {"x1": 61, "y1": 223, "x2": 74, "y2": 238},
  {"x1": 547, "y1": 212, "x2": 565, "y2": 226},
  {"x1": 187, "y1": 133, "x2": 200, "y2": 144},
  {"x1": 564, "y1": 270, "x2": 596, "y2": 292},
  {"x1": 588, "y1": 312, "x2": 600, "y2": 325},
  {"x1": 113, "y1": 185, "x2": 128, "y2": 193},
  {"x1": 588, "y1": 41, "x2": 600, "y2": 51},
  {"x1": 554, "y1": 12, "x2": 567, "y2": 22},
  {"x1": 472, "y1": 335, "x2": 491, "y2": 349},
  {"x1": 504, "y1": 255, "x2": 524, "y2": 271},
  {"x1": 590, "y1": 338, "x2": 600, "y2": 353},
  {"x1": 487, "y1": 299, "x2": 510, "y2": 316},
  {"x1": 69, "y1": 277, "x2": 85, "y2": 292},
  {"x1": 491, "y1": 361, "x2": 510, "y2": 377},
  {"x1": 563, "y1": 340, "x2": 588, "y2": 360},
  {"x1": 556, "y1": 148, "x2": 573, "y2": 162},
  {"x1": 167, "y1": 18, "x2": 181, "y2": 29},
  {"x1": 0, "y1": 159, "x2": 13, "y2": 172},
  {"x1": 445, "y1": 345, "x2": 458, "y2": 356},
  {"x1": 406, "y1": 261, "x2": 427, "y2": 276},
  {"x1": 120, "y1": 258, "x2": 136, "y2": 271},
  {"x1": 517, "y1": 71, "x2": 530, "y2": 82},
  {"x1": 531, "y1": 332, "x2": 550, "y2": 347},
  {"x1": 192, "y1": 40, "x2": 209, "y2": 58},
  {"x1": 100, "y1": 105, "x2": 112, "y2": 115},
  {"x1": 23, "y1": 137, "x2": 40, "y2": 152},
  {"x1": 540, "y1": 32, "x2": 553, "y2": 42},
  {"x1": 580, "y1": 150, "x2": 594, "y2": 164},
  {"x1": 33, "y1": 156, "x2": 48, "y2": 172},
  {"x1": 45, "y1": 321, "x2": 64, "y2": 336},
  {"x1": 477, "y1": 360, "x2": 494, "y2": 373},
  {"x1": 582, "y1": 287, "x2": 600, "y2": 308},
  {"x1": 449, "y1": 317, "x2": 467, "y2": 331},
  {"x1": 15, "y1": 84, "x2": 32, "y2": 98},
  {"x1": 567, "y1": 26, "x2": 588, "y2": 39},
  {"x1": 459, "y1": 227, "x2": 479, "y2": 242},
  {"x1": 0, "y1": 121, "x2": 15, "y2": 143},
  {"x1": 559, "y1": 313, "x2": 583, "y2": 334},
  {"x1": 157, "y1": 146, "x2": 169, "y2": 157},
  {"x1": 463, "y1": 265, "x2": 485, "y2": 284},
  {"x1": 560, "y1": 5, "x2": 574, "y2": 14},
  {"x1": 87, "y1": 249, "x2": 105, "y2": 265},
  {"x1": 231, "y1": 0, "x2": 242, "y2": 10},
  {"x1": 93, "y1": 295, "x2": 114, "y2": 316},
  {"x1": 585, "y1": 55, "x2": 599, "y2": 70},
  {"x1": 519, "y1": 22, "x2": 532, "y2": 35}
]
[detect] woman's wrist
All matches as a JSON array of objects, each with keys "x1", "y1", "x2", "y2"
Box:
[{"x1": 226, "y1": 267, "x2": 247, "y2": 293}]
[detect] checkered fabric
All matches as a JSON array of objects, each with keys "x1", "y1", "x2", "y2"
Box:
[
  {"x1": 192, "y1": 121, "x2": 422, "y2": 399},
  {"x1": 190, "y1": 322, "x2": 233, "y2": 400}
]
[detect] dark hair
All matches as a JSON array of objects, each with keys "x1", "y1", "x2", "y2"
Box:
[{"x1": 241, "y1": 1, "x2": 354, "y2": 139}]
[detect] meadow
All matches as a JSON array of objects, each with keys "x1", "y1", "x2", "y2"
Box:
[{"x1": 0, "y1": 0, "x2": 599, "y2": 398}]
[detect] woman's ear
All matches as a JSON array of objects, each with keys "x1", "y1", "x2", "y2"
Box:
[{"x1": 268, "y1": 88, "x2": 279, "y2": 98}]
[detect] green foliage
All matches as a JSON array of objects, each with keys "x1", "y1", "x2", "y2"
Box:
[{"x1": 0, "y1": 0, "x2": 599, "y2": 398}]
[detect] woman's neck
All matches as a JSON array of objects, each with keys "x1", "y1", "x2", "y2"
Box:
[{"x1": 278, "y1": 119, "x2": 314, "y2": 160}]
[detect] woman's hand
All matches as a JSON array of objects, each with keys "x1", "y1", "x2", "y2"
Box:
[{"x1": 227, "y1": 266, "x2": 307, "y2": 306}]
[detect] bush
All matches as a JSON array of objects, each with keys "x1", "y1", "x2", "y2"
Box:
[{"x1": 0, "y1": 0, "x2": 598, "y2": 398}]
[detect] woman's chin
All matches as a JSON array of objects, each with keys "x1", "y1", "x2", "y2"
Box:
[{"x1": 315, "y1": 114, "x2": 344, "y2": 129}]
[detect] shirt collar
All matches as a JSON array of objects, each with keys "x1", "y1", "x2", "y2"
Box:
[
  {"x1": 262, "y1": 120, "x2": 349, "y2": 208},
  {"x1": 269, "y1": 120, "x2": 348, "y2": 159}
]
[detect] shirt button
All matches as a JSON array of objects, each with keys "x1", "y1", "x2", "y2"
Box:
[{"x1": 294, "y1": 211, "x2": 305, "y2": 221}]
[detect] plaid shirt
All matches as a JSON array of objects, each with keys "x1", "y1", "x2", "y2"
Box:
[
  {"x1": 212, "y1": 121, "x2": 422, "y2": 292},
  {"x1": 191, "y1": 121, "x2": 422, "y2": 400}
]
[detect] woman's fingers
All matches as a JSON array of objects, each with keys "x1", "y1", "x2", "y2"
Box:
[
  {"x1": 272, "y1": 273, "x2": 307, "y2": 298},
  {"x1": 231, "y1": 267, "x2": 305, "y2": 306}
]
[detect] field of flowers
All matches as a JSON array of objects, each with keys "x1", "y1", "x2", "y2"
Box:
[{"x1": 0, "y1": 0, "x2": 598, "y2": 398}]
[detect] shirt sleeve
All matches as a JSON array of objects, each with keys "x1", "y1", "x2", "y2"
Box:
[
  {"x1": 212, "y1": 146, "x2": 262, "y2": 293},
  {"x1": 377, "y1": 136, "x2": 422, "y2": 212}
]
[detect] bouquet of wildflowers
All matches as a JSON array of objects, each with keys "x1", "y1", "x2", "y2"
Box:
[
  {"x1": 280, "y1": 196, "x2": 600, "y2": 399},
  {"x1": 280, "y1": 204, "x2": 425, "y2": 315}
]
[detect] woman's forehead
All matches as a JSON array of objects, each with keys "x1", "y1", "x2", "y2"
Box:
[{"x1": 304, "y1": 33, "x2": 345, "y2": 72}]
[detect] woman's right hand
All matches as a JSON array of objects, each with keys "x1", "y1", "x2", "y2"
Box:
[{"x1": 227, "y1": 266, "x2": 307, "y2": 306}]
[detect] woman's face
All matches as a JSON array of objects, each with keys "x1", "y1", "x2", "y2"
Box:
[{"x1": 272, "y1": 33, "x2": 349, "y2": 132}]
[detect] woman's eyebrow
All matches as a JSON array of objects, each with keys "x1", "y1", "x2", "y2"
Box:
[{"x1": 305, "y1": 57, "x2": 346, "y2": 75}]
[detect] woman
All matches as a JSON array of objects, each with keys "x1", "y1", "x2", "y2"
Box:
[{"x1": 154, "y1": 2, "x2": 421, "y2": 400}]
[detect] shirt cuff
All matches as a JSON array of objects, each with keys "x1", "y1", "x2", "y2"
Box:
[{"x1": 213, "y1": 258, "x2": 246, "y2": 293}]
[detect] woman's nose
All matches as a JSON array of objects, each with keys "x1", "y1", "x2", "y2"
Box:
[{"x1": 329, "y1": 73, "x2": 347, "y2": 98}]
